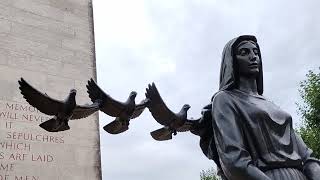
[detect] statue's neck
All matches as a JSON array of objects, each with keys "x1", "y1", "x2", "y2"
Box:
[{"x1": 237, "y1": 76, "x2": 258, "y2": 95}]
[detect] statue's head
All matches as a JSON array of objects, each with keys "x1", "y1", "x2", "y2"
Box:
[
  {"x1": 235, "y1": 40, "x2": 260, "y2": 77},
  {"x1": 218, "y1": 35, "x2": 263, "y2": 95}
]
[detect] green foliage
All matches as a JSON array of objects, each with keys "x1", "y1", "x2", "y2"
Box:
[
  {"x1": 298, "y1": 125, "x2": 320, "y2": 158},
  {"x1": 297, "y1": 68, "x2": 320, "y2": 158},
  {"x1": 200, "y1": 168, "x2": 220, "y2": 180}
]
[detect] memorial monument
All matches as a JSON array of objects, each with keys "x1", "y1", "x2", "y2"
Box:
[{"x1": 0, "y1": 0, "x2": 101, "y2": 180}]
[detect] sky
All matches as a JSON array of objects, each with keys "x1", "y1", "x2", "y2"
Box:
[{"x1": 92, "y1": 0, "x2": 320, "y2": 179}]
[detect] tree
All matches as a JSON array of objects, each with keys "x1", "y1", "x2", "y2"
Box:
[
  {"x1": 200, "y1": 168, "x2": 221, "y2": 180},
  {"x1": 297, "y1": 68, "x2": 320, "y2": 158}
]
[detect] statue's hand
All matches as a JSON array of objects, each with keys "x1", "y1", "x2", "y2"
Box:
[{"x1": 304, "y1": 162, "x2": 320, "y2": 180}]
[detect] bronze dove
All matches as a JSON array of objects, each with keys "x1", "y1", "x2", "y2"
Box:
[
  {"x1": 145, "y1": 83, "x2": 194, "y2": 141},
  {"x1": 86, "y1": 78, "x2": 149, "y2": 134},
  {"x1": 18, "y1": 78, "x2": 101, "y2": 132}
]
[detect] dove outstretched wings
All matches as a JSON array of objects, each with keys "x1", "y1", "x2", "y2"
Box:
[
  {"x1": 145, "y1": 83, "x2": 198, "y2": 140},
  {"x1": 18, "y1": 78, "x2": 100, "y2": 132},
  {"x1": 86, "y1": 78, "x2": 148, "y2": 134},
  {"x1": 19, "y1": 78, "x2": 99, "y2": 120}
]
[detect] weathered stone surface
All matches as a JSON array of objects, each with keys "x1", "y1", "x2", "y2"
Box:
[
  {"x1": 11, "y1": 7, "x2": 75, "y2": 38},
  {"x1": 0, "y1": 0, "x2": 101, "y2": 180}
]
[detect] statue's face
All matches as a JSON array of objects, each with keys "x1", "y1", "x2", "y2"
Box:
[{"x1": 235, "y1": 41, "x2": 260, "y2": 77}]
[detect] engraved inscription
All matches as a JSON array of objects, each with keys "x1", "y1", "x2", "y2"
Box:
[{"x1": 0, "y1": 101, "x2": 63, "y2": 179}]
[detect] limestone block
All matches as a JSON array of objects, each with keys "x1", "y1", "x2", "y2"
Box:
[
  {"x1": 0, "y1": 34, "x2": 48, "y2": 58},
  {"x1": 70, "y1": 114, "x2": 100, "y2": 131},
  {"x1": 62, "y1": 38, "x2": 92, "y2": 54},
  {"x1": 0, "y1": 0, "x2": 101, "y2": 179},
  {"x1": 28, "y1": 0, "x2": 90, "y2": 16},
  {"x1": 11, "y1": 21, "x2": 62, "y2": 47},
  {"x1": 11, "y1": 8, "x2": 75, "y2": 38},
  {"x1": 12, "y1": 0, "x2": 65, "y2": 21},
  {"x1": 7, "y1": 51, "x2": 64, "y2": 77},
  {"x1": 66, "y1": 0, "x2": 90, "y2": 7},
  {"x1": 63, "y1": 11, "x2": 90, "y2": 28},
  {"x1": 60, "y1": 62, "x2": 95, "y2": 80},
  {"x1": 45, "y1": 75, "x2": 75, "y2": 94},
  {"x1": 0, "y1": 48, "x2": 10, "y2": 65},
  {"x1": 0, "y1": 18, "x2": 11, "y2": 33},
  {"x1": 74, "y1": 27, "x2": 93, "y2": 43},
  {"x1": 57, "y1": 165, "x2": 101, "y2": 180},
  {"x1": 46, "y1": 45, "x2": 74, "y2": 62},
  {"x1": 0, "y1": 2, "x2": 12, "y2": 19},
  {"x1": 73, "y1": 50, "x2": 95, "y2": 67}
]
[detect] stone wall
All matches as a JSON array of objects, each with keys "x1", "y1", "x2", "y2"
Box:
[{"x1": 0, "y1": 0, "x2": 101, "y2": 179}]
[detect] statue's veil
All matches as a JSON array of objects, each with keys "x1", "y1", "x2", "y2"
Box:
[
  {"x1": 200, "y1": 35, "x2": 263, "y2": 173},
  {"x1": 217, "y1": 35, "x2": 263, "y2": 95}
]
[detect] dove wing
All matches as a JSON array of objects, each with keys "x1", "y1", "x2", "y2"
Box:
[
  {"x1": 145, "y1": 83, "x2": 178, "y2": 126},
  {"x1": 18, "y1": 78, "x2": 63, "y2": 116},
  {"x1": 71, "y1": 102, "x2": 100, "y2": 120},
  {"x1": 86, "y1": 78, "x2": 127, "y2": 117},
  {"x1": 150, "y1": 127, "x2": 173, "y2": 141},
  {"x1": 176, "y1": 119, "x2": 200, "y2": 132},
  {"x1": 130, "y1": 99, "x2": 148, "y2": 119}
]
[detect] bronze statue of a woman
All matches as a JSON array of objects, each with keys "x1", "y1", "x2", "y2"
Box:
[{"x1": 196, "y1": 35, "x2": 320, "y2": 180}]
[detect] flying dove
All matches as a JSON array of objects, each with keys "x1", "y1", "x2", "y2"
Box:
[
  {"x1": 18, "y1": 78, "x2": 101, "y2": 132},
  {"x1": 86, "y1": 78, "x2": 149, "y2": 134},
  {"x1": 145, "y1": 83, "x2": 195, "y2": 141}
]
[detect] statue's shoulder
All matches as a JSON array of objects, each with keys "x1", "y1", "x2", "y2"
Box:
[
  {"x1": 211, "y1": 90, "x2": 234, "y2": 104},
  {"x1": 199, "y1": 91, "x2": 235, "y2": 123}
]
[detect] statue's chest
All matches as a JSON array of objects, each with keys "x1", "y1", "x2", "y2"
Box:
[{"x1": 237, "y1": 97, "x2": 292, "y2": 129}]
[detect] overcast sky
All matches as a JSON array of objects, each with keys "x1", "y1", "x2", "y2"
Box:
[{"x1": 92, "y1": 0, "x2": 320, "y2": 179}]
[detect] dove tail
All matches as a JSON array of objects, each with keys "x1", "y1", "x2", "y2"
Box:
[
  {"x1": 103, "y1": 117, "x2": 129, "y2": 134},
  {"x1": 150, "y1": 127, "x2": 173, "y2": 141},
  {"x1": 39, "y1": 118, "x2": 70, "y2": 132}
]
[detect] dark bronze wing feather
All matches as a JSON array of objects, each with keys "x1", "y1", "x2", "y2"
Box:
[
  {"x1": 71, "y1": 101, "x2": 100, "y2": 120},
  {"x1": 150, "y1": 127, "x2": 173, "y2": 141},
  {"x1": 86, "y1": 78, "x2": 127, "y2": 117},
  {"x1": 150, "y1": 119, "x2": 200, "y2": 141},
  {"x1": 18, "y1": 78, "x2": 63, "y2": 116},
  {"x1": 145, "y1": 83, "x2": 178, "y2": 126},
  {"x1": 176, "y1": 119, "x2": 199, "y2": 132},
  {"x1": 130, "y1": 99, "x2": 149, "y2": 119}
]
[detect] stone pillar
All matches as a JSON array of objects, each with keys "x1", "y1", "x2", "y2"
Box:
[{"x1": 0, "y1": 0, "x2": 101, "y2": 179}]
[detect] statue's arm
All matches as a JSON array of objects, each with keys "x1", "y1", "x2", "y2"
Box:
[
  {"x1": 211, "y1": 92, "x2": 271, "y2": 180},
  {"x1": 294, "y1": 132, "x2": 320, "y2": 180}
]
